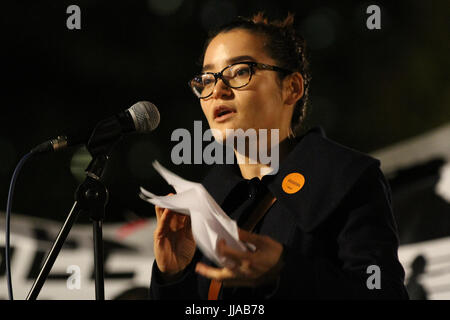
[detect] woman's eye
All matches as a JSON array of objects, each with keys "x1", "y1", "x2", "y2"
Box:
[
  {"x1": 202, "y1": 77, "x2": 214, "y2": 85},
  {"x1": 235, "y1": 67, "x2": 250, "y2": 76}
]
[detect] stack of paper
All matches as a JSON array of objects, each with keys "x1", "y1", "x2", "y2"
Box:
[{"x1": 139, "y1": 161, "x2": 249, "y2": 268}]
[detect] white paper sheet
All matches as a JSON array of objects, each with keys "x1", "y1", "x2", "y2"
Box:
[{"x1": 139, "y1": 161, "x2": 249, "y2": 267}]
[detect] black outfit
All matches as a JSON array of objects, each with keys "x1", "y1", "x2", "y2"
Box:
[{"x1": 149, "y1": 127, "x2": 409, "y2": 299}]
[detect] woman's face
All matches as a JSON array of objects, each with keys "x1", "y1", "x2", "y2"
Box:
[{"x1": 200, "y1": 29, "x2": 294, "y2": 142}]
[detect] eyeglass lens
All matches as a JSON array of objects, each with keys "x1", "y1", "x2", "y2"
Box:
[{"x1": 190, "y1": 63, "x2": 252, "y2": 98}]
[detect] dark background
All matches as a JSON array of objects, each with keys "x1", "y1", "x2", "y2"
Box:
[{"x1": 2, "y1": 1, "x2": 449, "y2": 243}]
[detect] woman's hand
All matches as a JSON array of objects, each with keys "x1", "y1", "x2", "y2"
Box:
[
  {"x1": 195, "y1": 228, "x2": 284, "y2": 287},
  {"x1": 153, "y1": 194, "x2": 196, "y2": 278}
]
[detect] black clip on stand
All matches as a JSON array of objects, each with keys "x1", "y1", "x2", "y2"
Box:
[{"x1": 26, "y1": 118, "x2": 122, "y2": 300}]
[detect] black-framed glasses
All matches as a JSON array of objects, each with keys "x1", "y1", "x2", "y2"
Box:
[{"x1": 188, "y1": 61, "x2": 292, "y2": 99}]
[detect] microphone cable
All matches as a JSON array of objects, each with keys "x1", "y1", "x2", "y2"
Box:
[{"x1": 5, "y1": 152, "x2": 35, "y2": 300}]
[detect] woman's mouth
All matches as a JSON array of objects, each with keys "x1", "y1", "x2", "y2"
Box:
[{"x1": 214, "y1": 106, "x2": 236, "y2": 123}]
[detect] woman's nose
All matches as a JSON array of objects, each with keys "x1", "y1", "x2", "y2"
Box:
[{"x1": 211, "y1": 78, "x2": 232, "y2": 99}]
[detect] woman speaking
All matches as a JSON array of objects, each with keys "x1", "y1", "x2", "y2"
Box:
[{"x1": 149, "y1": 12, "x2": 408, "y2": 300}]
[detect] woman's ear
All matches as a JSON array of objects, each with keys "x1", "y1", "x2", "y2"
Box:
[{"x1": 283, "y1": 72, "x2": 304, "y2": 105}]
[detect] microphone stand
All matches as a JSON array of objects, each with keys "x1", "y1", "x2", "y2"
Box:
[
  {"x1": 27, "y1": 155, "x2": 109, "y2": 300},
  {"x1": 27, "y1": 118, "x2": 123, "y2": 300}
]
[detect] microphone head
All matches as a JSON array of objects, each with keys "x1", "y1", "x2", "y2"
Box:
[{"x1": 128, "y1": 101, "x2": 160, "y2": 132}]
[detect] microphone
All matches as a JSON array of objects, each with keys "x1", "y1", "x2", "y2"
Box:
[{"x1": 31, "y1": 101, "x2": 160, "y2": 154}]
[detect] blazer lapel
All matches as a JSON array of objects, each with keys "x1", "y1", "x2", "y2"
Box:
[
  {"x1": 267, "y1": 127, "x2": 380, "y2": 232},
  {"x1": 201, "y1": 127, "x2": 380, "y2": 233}
]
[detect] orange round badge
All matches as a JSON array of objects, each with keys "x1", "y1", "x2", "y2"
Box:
[{"x1": 282, "y1": 173, "x2": 305, "y2": 194}]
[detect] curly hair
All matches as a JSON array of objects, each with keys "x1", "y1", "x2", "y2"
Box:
[{"x1": 201, "y1": 12, "x2": 311, "y2": 136}]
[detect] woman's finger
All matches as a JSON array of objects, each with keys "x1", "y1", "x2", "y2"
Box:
[
  {"x1": 218, "y1": 239, "x2": 251, "y2": 262},
  {"x1": 154, "y1": 208, "x2": 172, "y2": 238},
  {"x1": 195, "y1": 262, "x2": 235, "y2": 281},
  {"x1": 238, "y1": 228, "x2": 265, "y2": 248},
  {"x1": 154, "y1": 206, "x2": 164, "y2": 220},
  {"x1": 168, "y1": 212, "x2": 190, "y2": 232},
  {"x1": 226, "y1": 258, "x2": 253, "y2": 278},
  {"x1": 154, "y1": 193, "x2": 174, "y2": 221}
]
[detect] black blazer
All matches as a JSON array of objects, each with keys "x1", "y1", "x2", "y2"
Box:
[{"x1": 149, "y1": 127, "x2": 409, "y2": 299}]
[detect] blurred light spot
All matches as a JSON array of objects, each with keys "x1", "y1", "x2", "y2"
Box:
[
  {"x1": 200, "y1": 0, "x2": 236, "y2": 30},
  {"x1": 128, "y1": 139, "x2": 163, "y2": 180},
  {"x1": 0, "y1": 138, "x2": 17, "y2": 175},
  {"x1": 70, "y1": 147, "x2": 92, "y2": 182},
  {"x1": 436, "y1": 162, "x2": 450, "y2": 203},
  {"x1": 147, "y1": 0, "x2": 184, "y2": 16},
  {"x1": 301, "y1": 8, "x2": 338, "y2": 50}
]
